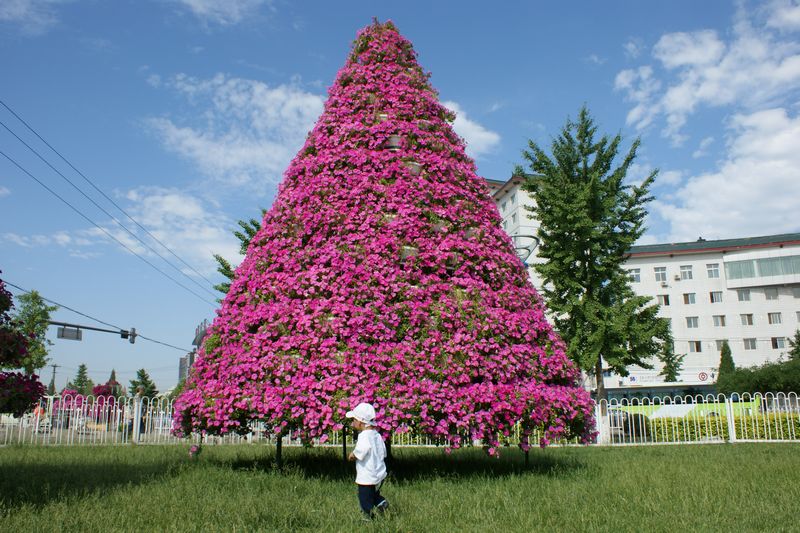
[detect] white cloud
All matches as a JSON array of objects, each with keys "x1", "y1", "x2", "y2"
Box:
[
  {"x1": 147, "y1": 73, "x2": 324, "y2": 194},
  {"x1": 766, "y1": 0, "x2": 800, "y2": 30},
  {"x1": 174, "y1": 0, "x2": 271, "y2": 26},
  {"x1": 653, "y1": 107, "x2": 800, "y2": 241},
  {"x1": 615, "y1": 3, "x2": 800, "y2": 145},
  {"x1": 0, "y1": 186, "x2": 10, "y2": 198},
  {"x1": 692, "y1": 136, "x2": 715, "y2": 158},
  {"x1": 3, "y1": 188, "x2": 240, "y2": 275},
  {"x1": 586, "y1": 54, "x2": 606, "y2": 66},
  {"x1": 624, "y1": 38, "x2": 644, "y2": 59},
  {"x1": 441, "y1": 101, "x2": 501, "y2": 159},
  {"x1": 0, "y1": 0, "x2": 64, "y2": 34},
  {"x1": 146, "y1": 74, "x2": 162, "y2": 88},
  {"x1": 658, "y1": 170, "x2": 684, "y2": 186},
  {"x1": 91, "y1": 187, "x2": 240, "y2": 276}
]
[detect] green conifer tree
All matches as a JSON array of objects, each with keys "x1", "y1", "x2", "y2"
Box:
[
  {"x1": 67, "y1": 363, "x2": 94, "y2": 396},
  {"x1": 518, "y1": 106, "x2": 670, "y2": 402},
  {"x1": 716, "y1": 340, "x2": 736, "y2": 393},
  {"x1": 129, "y1": 368, "x2": 158, "y2": 399},
  {"x1": 658, "y1": 340, "x2": 685, "y2": 382}
]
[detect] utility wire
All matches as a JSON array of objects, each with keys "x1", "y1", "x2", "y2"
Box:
[
  {"x1": 0, "y1": 118, "x2": 218, "y2": 299},
  {"x1": 5, "y1": 280, "x2": 194, "y2": 352},
  {"x1": 0, "y1": 99, "x2": 219, "y2": 291},
  {"x1": 0, "y1": 150, "x2": 216, "y2": 307}
]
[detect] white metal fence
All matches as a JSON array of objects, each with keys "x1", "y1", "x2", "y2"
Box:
[{"x1": 1, "y1": 392, "x2": 798, "y2": 447}]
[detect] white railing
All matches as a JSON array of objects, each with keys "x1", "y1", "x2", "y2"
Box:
[
  {"x1": 593, "y1": 392, "x2": 800, "y2": 445},
  {"x1": 1, "y1": 392, "x2": 798, "y2": 447}
]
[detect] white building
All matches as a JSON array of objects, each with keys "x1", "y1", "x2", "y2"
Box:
[{"x1": 487, "y1": 175, "x2": 800, "y2": 396}]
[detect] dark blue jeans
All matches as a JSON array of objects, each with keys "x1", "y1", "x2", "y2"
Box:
[{"x1": 357, "y1": 484, "x2": 386, "y2": 516}]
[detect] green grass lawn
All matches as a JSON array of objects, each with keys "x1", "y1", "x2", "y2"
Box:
[{"x1": 1, "y1": 443, "x2": 799, "y2": 532}]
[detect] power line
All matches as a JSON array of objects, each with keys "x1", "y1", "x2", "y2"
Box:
[
  {"x1": 0, "y1": 99, "x2": 219, "y2": 291},
  {"x1": 0, "y1": 149, "x2": 217, "y2": 307},
  {"x1": 0, "y1": 117, "x2": 218, "y2": 300},
  {"x1": 4, "y1": 280, "x2": 194, "y2": 353}
]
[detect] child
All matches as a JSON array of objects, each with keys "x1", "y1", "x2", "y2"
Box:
[{"x1": 346, "y1": 402, "x2": 389, "y2": 520}]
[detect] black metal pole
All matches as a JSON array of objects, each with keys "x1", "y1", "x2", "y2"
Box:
[
  {"x1": 342, "y1": 427, "x2": 347, "y2": 462},
  {"x1": 276, "y1": 432, "x2": 283, "y2": 468}
]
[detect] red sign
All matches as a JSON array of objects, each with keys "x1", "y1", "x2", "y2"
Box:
[{"x1": 698, "y1": 372, "x2": 708, "y2": 381}]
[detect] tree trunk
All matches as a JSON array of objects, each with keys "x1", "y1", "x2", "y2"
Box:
[
  {"x1": 595, "y1": 357, "x2": 607, "y2": 413},
  {"x1": 275, "y1": 433, "x2": 283, "y2": 468},
  {"x1": 342, "y1": 427, "x2": 347, "y2": 463}
]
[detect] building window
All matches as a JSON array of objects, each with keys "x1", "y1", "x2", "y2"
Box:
[
  {"x1": 686, "y1": 316, "x2": 699, "y2": 328},
  {"x1": 740, "y1": 313, "x2": 754, "y2": 326},
  {"x1": 794, "y1": 287, "x2": 800, "y2": 298},
  {"x1": 744, "y1": 338, "x2": 757, "y2": 350},
  {"x1": 680, "y1": 265, "x2": 693, "y2": 280},
  {"x1": 765, "y1": 288, "x2": 779, "y2": 300},
  {"x1": 654, "y1": 267, "x2": 667, "y2": 282},
  {"x1": 772, "y1": 337, "x2": 786, "y2": 349},
  {"x1": 710, "y1": 291, "x2": 722, "y2": 303},
  {"x1": 689, "y1": 341, "x2": 702, "y2": 353},
  {"x1": 628, "y1": 269, "x2": 641, "y2": 282},
  {"x1": 510, "y1": 194, "x2": 516, "y2": 205},
  {"x1": 737, "y1": 289, "x2": 751, "y2": 302},
  {"x1": 797, "y1": 311, "x2": 800, "y2": 322},
  {"x1": 683, "y1": 293, "x2": 696, "y2": 305},
  {"x1": 713, "y1": 315, "x2": 726, "y2": 327},
  {"x1": 511, "y1": 212, "x2": 517, "y2": 225},
  {"x1": 657, "y1": 294, "x2": 670, "y2": 306},
  {"x1": 502, "y1": 220, "x2": 507, "y2": 230},
  {"x1": 502, "y1": 201, "x2": 508, "y2": 212},
  {"x1": 707, "y1": 263, "x2": 720, "y2": 278},
  {"x1": 715, "y1": 340, "x2": 727, "y2": 351},
  {"x1": 768, "y1": 312, "x2": 782, "y2": 325}
]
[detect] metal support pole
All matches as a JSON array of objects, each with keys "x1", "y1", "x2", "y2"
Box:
[
  {"x1": 342, "y1": 427, "x2": 347, "y2": 463},
  {"x1": 276, "y1": 433, "x2": 283, "y2": 468}
]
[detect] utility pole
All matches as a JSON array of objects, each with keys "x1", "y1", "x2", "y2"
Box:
[{"x1": 48, "y1": 363, "x2": 59, "y2": 395}]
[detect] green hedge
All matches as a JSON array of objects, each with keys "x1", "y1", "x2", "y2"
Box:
[{"x1": 646, "y1": 413, "x2": 800, "y2": 442}]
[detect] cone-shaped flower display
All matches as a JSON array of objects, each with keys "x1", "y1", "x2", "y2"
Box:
[{"x1": 174, "y1": 21, "x2": 594, "y2": 451}]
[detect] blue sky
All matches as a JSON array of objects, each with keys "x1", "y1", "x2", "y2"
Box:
[{"x1": 2, "y1": 0, "x2": 799, "y2": 391}]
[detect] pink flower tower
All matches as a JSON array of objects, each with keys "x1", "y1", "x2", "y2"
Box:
[{"x1": 173, "y1": 20, "x2": 594, "y2": 452}]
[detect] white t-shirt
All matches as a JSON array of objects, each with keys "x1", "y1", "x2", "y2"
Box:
[{"x1": 352, "y1": 428, "x2": 387, "y2": 485}]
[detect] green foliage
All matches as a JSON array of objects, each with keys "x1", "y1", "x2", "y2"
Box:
[
  {"x1": 213, "y1": 209, "x2": 266, "y2": 297},
  {"x1": 518, "y1": 106, "x2": 669, "y2": 400},
  {"x1": 788, "y1": 329, "x2": 800, "y2": 361},
  {"x1": 106, "y1": 369, "x2": 124, "y2": 396},
  {"x1": 658, "y1": 340, "x2": 685, "y2": 382},
  {"x1": 129, "y1": 368, "x2": 158, "y2": 399},
  {"x1": 716, "y1": 341, "x2": 736, "y2": 394},
  {"x1": 10, "y1": 290, "x2": 58, "y2": 374},
  {"x1": 646, "y1": 413, "x2": 800, "y2": 442},
  {"x1": 168, "y1": 378, "x2": 185, "y2": 401},
  {"x1": 721, "y1": 357, "x2": 800, "y2": 395},
  {"x1": 67, "y1": 363, "x2": 94, "y2": 396}
]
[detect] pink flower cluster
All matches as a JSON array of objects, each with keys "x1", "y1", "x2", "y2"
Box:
[
  {"x1": 173, "y1": 21, "x2": 595, "y2": 452},
  {"x1": 0, "y1": 273, "x2": 42, "y2": 417}
]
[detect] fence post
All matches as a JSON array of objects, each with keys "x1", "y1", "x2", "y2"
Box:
[
  {"x1": 132, "y1": 394, "x2": 143, "y2": 444},
  {"x1": 595, "y1": 402, "x2": 607, "y2": 445},
  {"x1": 725, "y1": 395, "x2": 737, "y2": 443}
]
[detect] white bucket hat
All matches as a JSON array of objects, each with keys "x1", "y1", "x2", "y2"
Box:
[{"x1": 346, "y1": 402, "x2": 376, "y2": 425}]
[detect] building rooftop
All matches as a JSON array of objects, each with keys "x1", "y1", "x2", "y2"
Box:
[{"x1": 628, "y1": 233, "x2": 800, "y2": 257}]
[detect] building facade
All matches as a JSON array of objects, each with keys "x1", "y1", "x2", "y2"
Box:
[{"x1": 487, "y1": 175, "x2": 800, "y2": 395}]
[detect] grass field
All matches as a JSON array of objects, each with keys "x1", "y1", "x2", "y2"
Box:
[{"x1": 1, "y1": 443, "x2": 799, "y2": 532}]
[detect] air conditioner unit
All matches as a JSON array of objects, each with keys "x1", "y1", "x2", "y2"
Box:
[
  {"x1": 673, "y1": 274, "x2": 681, "y2": 281},
  {"x1": 660, "y1": 281, "x2": 669, "y2": 288}
]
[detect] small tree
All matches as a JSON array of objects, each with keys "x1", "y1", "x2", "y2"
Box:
[
  {"x1": 787, "y1": 329, "x2": 800, "y2": 362},
  {"x1": 716, "y1": 341, "x2": 736, "y2": 394},
  {"x1": 658, "y1": 340, "x2": 685, "y2": 382},
  {"x1": 67, "y1": 363, "x2": 94, "y2": 396},
  {"x1": 105, "y1": 369, "x2": 124, "y2": 396},
  {"x1": 12, "y1": 290, "x2": 58, "y2": 374},
  {"x1": 518, "y1": 106, "x2": 670, "y2": 402},
  {"x1": 129, "y1": 369, "x2": 158, "y2": 399},
  {"x1": 213, "y1": 210, "x2": 266, "y2": 297}
]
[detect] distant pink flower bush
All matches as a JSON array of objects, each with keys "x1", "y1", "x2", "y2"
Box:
[{"x1": 173, "y1": 21, "x2": 595, "y2": 452}]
